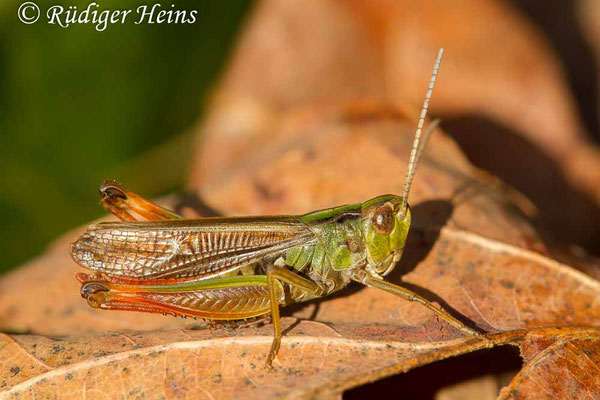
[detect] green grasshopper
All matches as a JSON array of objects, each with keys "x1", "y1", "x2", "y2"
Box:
[{"x1": 71, "y1": 49, "x2": 489, "y2": 366}]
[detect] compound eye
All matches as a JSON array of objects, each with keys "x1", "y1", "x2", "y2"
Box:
[{"x1": 371, "y1": 205, "x2": 395, "y2": 235}]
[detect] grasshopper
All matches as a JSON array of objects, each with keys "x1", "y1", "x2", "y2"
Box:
[{"x1": 71, "y1": 49, "x2": 489, "y2": 366}]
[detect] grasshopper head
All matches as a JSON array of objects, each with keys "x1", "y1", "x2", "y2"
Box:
[
  {"x1": 360, "y1": 48, "x2": 444, "y2": 277},
  {"x1": 361, "y1": 195, "x2": 411, "y2": 276}
]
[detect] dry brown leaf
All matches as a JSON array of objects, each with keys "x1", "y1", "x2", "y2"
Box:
[
  {"x1": 2, "y1": 105, "x2": 600, "y2": 398},
  {"x1": 193, "y1": 0, "x2": 585, "y2": 152},
  {"x1": 3, "y1": 0, "x2": 600, "y2": 397},
  {"x1": 191, "y1": 0, "x2": 600, "y2": 257},
  {"x1": 2, "y1": 327, "x2": 599, "y2": 398},
  {"x1": 1, "y1": 324, "x2": 500, "y2": 399},
  {"x1": 498, "y1": 328, "x2": 600, "y2": 399}
]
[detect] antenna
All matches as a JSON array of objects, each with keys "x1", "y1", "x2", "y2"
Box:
[
  {"x1": 400, "y1": 48, "x2": 444, "y2": 210},
  {"x1": 415, "y1": 117, "x2": 440, "y2": 167}
]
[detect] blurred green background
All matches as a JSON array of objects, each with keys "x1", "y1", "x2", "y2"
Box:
[{"x1": 0, "y1": 0, "x2": 252, "y2": 273}]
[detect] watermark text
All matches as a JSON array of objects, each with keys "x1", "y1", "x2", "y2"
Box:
[{"x1": 18, "y1": 2, "x2": 197, "y2": 31}]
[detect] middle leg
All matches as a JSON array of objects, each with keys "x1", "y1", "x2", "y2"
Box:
[{"x1": 265, "y1": 265, "x2": 326, "y2": 367}]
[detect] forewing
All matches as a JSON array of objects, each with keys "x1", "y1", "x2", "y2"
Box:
[{"x1": 70, "y1": 216, "x2": 315, "y2": 281}]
